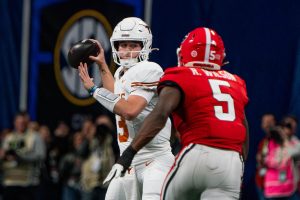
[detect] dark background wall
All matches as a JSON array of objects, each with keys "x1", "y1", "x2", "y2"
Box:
[{"x1": 1, "y1": 0, "x2": 300, "y2": 199}]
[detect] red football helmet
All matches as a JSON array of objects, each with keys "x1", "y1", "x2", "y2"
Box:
[{"x1": 177, "y1": 27, "x2": 226, "y2": 70}]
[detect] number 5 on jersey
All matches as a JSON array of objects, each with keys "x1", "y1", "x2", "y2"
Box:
[
  {"x1": 117, "y1": 116, "x2": 129, "y2": 142},
  {"x1": 208, "y1": 79, "x2": 236, "y2": 121},
  {"x1": 116, "y1": 93, "x2": 129, "y2": 142}
]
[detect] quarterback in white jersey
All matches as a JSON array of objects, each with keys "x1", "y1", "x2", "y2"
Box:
[
  {"x1": 78, "y1": 17, "x2": 174, "y2": 200},
  {"x1": 114, "y1": 61, "x2": 172, "y2": 165}
]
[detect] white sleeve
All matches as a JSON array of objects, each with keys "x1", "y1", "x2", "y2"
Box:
[
  {"x1": 131, "y1": 89, "x2": 155, "y2": 103},
  {"x1": 127, "y1": 62, "x2": 163, "y2": 102},
  {"x1": 129, "y1": 62, "x2": 163, "y2": 91}
]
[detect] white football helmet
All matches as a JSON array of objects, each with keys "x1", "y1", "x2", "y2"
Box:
[{"x1": 110, "y1": 17, "x2": 153, "y2": 68}]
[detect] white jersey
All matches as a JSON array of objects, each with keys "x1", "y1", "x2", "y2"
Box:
[{"x1": 114, "y1": 61, "x2": 172, "y2": 165}]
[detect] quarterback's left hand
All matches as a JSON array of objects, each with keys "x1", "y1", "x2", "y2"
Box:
[{"x1": 78, "y1": 62, "x2": 94, "y2": 90}]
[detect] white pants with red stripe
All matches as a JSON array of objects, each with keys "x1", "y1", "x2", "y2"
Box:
[
  {"x1": 105, "y1": 152, "x2": 174, "y2": 200},
  {"x1": 161, "y1": 144, "x2": 244, "y2": 200}
]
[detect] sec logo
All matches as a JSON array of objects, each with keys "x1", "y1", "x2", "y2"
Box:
[{"x1": 54, "y1": 9, "x2": 114, "y2": 106}]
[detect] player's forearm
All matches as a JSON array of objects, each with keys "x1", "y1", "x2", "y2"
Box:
[
  {"x1": 114, "y1": 104, "x2": 141, "y2": 121},
  {"x1": 131, "y1": 108, "x2": 168, "y2": 151},
  {"x1": 114, "y1": 103, "x2": 137, "y2": 120},
  {"x1": 98, "y1": 63, "x2": 115, "y2": 92},
  {"x1": 113, "y1": 96, "x2": 147, "y2": 120},
  {"x1": 92, "y1": 86, "x2": 147, "y2": 118}
]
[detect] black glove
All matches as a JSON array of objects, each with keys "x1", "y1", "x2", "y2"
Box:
[{"x1": 117, "y1": 145, "x2": 137, "y2": 173}]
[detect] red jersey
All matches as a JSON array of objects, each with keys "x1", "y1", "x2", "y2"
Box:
[{"x1": 158, "y1": 67, "x2": 248, "y2": 154}]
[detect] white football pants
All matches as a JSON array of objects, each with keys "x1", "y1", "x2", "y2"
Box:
[
  {"x1": 105, "y1": 152, "x2": 174, "y2": 200},
  {"x1": 161, "y1": 144, "x2": 244, "y2": 200}
]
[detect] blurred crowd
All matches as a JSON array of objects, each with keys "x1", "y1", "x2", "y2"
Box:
[
  {"x1": 0, "y1": 111, "x2": 181, "y2": 200},
  {"x1": 0, "y1": 111, "x2": 120, "y2": 200},
  {"x1": 255, "y1": 113, "x2": 300, "y2": 200}
]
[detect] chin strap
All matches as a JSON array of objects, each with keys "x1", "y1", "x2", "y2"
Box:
[{"x1": 92, "y1": 87, "x2": 121, "y2": 112}]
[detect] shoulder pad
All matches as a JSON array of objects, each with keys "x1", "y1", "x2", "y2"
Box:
[{"x1": 127, "y1": 61, "x2": 163, "y2": 90}]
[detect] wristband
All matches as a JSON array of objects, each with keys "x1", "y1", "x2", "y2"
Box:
[{"x1": 87, "y1": 85, "x2": 98, "y2": 96}]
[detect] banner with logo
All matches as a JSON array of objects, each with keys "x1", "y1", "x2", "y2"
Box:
[{"x1": 29, "y1": 0, "x2": 137, "y2": 129}]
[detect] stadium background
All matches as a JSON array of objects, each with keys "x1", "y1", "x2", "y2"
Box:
[{"x1": 1, "y1": 0, "x2": 300, "y2": 199}]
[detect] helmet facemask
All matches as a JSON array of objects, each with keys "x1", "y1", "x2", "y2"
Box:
[{"x1": 111, "y1": 40, "x2": 151, "y2": 68}]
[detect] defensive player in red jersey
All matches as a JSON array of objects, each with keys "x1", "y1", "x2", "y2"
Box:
[{"x1": 108, "y1": 27, "x2": 249, "y2": 200}]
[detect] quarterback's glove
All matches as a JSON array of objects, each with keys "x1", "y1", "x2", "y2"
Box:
[{"x1": 103, "y1": 145, "x2": 137, "y2": 186}]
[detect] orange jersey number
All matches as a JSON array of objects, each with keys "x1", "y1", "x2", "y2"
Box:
[
  {"x1": 118, "y1": 117, "x2": 129, "y2": 142},
  {"x1": 117, "y1": 93, "x2": 129, "y2": 142}
]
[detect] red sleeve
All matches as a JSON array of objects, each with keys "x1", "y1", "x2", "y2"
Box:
[{"x1": 158, "y1": 67, "x2": 181, "y2": 92}]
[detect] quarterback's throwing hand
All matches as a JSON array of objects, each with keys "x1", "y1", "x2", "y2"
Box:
[{"x1": 103, "y1": 164, "x2": 124, "y2": 186}]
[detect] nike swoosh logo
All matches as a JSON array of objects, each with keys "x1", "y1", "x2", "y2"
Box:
[{"x1": 145, "y1": 161, "x2": 153, "y2": 166}]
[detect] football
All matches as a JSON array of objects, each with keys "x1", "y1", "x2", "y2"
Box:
[{"x1": 67, "y1": 39, "x2": 100, "y2": 68}]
